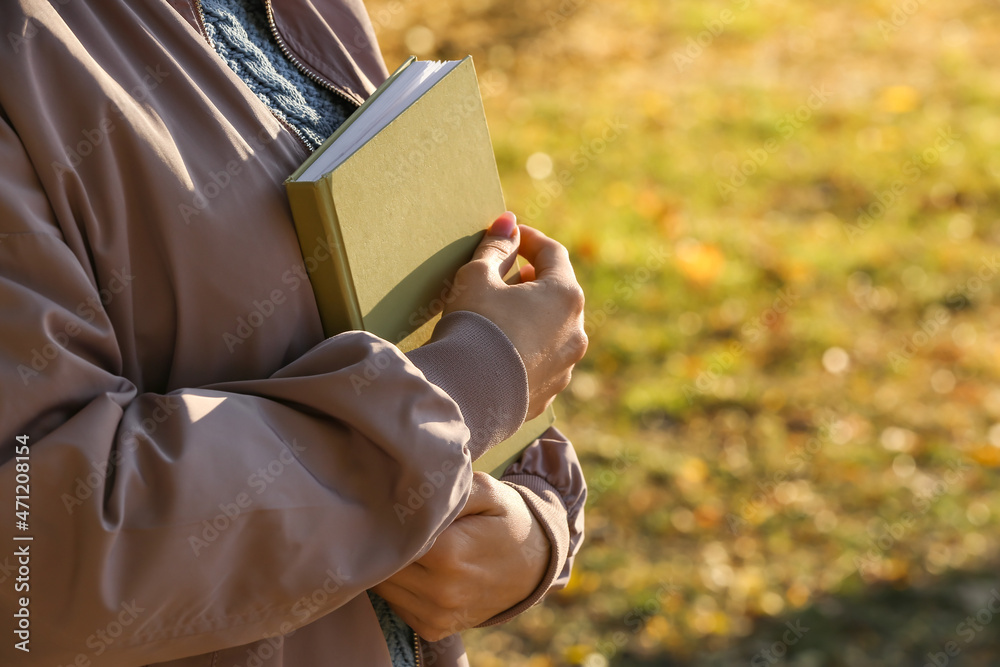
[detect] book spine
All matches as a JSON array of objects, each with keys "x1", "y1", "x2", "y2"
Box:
[{"x1": 285, "y1": 179, "x2": 363, "y2": 337}]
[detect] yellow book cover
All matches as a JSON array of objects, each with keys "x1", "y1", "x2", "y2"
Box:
[{"x1": 285, "y1": 56, "x2": 553, "y2": 476}]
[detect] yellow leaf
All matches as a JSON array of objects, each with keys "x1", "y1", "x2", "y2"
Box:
[
  {"x1": 970, "y1": 445, "x2": 1000, "y2": 467},
  {"x1": 563, "y1": 645, "x2": 590, "y2": 665},
  {"x1": 676, "y1": 240, "x2": 725, "y2": 285},
  {"x1": 878, "y1": 85, "x2": 920, "y2": 114},
  {"x1": 678, "y1": 457, "x2": 708, "y2": 485}
]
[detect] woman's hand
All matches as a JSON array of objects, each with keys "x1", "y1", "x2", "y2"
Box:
[
  {"x1": 372, "y1": 472, "x2": 551, "y2": 641},
  {"x1": 445, "y1": 212, "x2": 588, "y2": 420}
]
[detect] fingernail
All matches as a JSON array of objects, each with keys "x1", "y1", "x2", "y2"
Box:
[{"x1": 489, "y1": 211, "x2": 517, "y2": 238}]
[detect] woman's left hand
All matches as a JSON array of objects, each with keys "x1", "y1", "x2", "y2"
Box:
[{"x1": 372, "y1": 471, "x2": 551, "y2": 641}]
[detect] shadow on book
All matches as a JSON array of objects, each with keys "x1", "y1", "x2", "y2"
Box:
[{"x1": 364, "y1": 231, "x2": 484, "y2": 352}]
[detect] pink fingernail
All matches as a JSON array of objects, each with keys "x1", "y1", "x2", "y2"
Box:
[{"x1": 489, "y1": 212, "x2": 517, "y2": 238}]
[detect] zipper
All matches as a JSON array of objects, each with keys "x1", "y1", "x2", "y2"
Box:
[
  {"x1": 262, "y1": 0, "x2": 361, "y2": 108},
  {"x1": 413, "y1": 631, "x2": 422, "y2": 667},
  {"x1": 190, "y1": 0, "x2": 358, "y2": 151}
]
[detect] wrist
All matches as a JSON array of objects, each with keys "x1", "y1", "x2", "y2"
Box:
[{"x1": 406, "y1": 311, "x2": 529, "y2": 459}]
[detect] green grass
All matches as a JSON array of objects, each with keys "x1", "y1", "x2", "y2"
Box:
[{"x1": 368, "y1": 1, "x2": 1000, "y2": 664}]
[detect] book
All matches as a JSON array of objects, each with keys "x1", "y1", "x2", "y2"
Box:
[{"x1": 284, "y1": 55, "x2": 554, "y2": 477}]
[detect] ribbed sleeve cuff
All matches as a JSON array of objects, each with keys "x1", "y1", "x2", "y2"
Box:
[
  {"x1": 475, "y1": 474, "x2": 570, "y2": 627},
  {"x1": 406, "y1": 311, "x2": 529, "y2": 461}
]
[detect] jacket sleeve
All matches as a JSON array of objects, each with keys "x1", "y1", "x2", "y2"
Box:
[
  {"x1": 0, "y1": 108, "x2": 528, "y2": 665},
  {"x1": 478, "y1": 427, "x2": 587, "y2": 626}
]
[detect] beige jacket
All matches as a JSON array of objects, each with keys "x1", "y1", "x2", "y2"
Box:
[{"x1": 0, "y1": 1, "x2": 586, "y2": 665}]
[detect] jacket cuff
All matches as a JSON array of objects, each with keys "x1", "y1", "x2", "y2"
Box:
[
  {"x1": 406, "y1": 311, "x2": 529, "y2": 461},
  {"x1": 474, "y1": 474, "x2": 570, "y2": 627}
]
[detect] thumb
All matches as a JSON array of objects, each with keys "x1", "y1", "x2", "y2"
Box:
[
  {"x1": 470, "y1": 212, "x2": 520, "y2": 278},
  {"x1": 457, "y1": 472, "x2": 506, "y2": 518}
]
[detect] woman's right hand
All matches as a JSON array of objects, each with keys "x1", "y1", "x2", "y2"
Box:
[{"x1": 444, "y1": 212, "x2": 588, "y2": 419}]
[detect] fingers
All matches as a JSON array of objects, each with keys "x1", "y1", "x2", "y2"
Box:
[
  {"x1": 374, "y1": 579, "x2": 457, "y2": 642},
  {"x1": 518, "y1": 263, "x2": 535, "y2": 283},
  {"x1": 373, "y1": 560, "x2": 426, "y2": 595},
  {"x1": 515, "y1": 224, "x2": 576, "y2": 284},
  {"x1": 456, "y1": 471, "x2": 506, "y2": 518},
  {"x1": 376, "y1": 554, "x2": 480, "y2": 641},
  {"x1": 516, "y1": 226, "x2": 587, "y2": 336},
  {"x1": 373, "y1": 476, "x2": 547, "y2": 642},
  {"x1": 470, "y1": 212, "x2": 520, "y2": 273},
  {"x1": 497, "y1": 247, "x2": 520, "y2": 281}
]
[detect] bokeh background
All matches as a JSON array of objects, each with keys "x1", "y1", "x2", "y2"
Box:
[{"x1": 366, "y1": 1, "x2": 1000, "y2": 665}]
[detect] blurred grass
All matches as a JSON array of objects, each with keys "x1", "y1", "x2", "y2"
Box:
[{"x1": 366, "y1": 1, "x2": 1000, "y2": 665}]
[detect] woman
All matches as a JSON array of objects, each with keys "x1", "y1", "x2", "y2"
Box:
[{"x1": 0, "y1": 0, "x2": 587, "y2": 665}]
